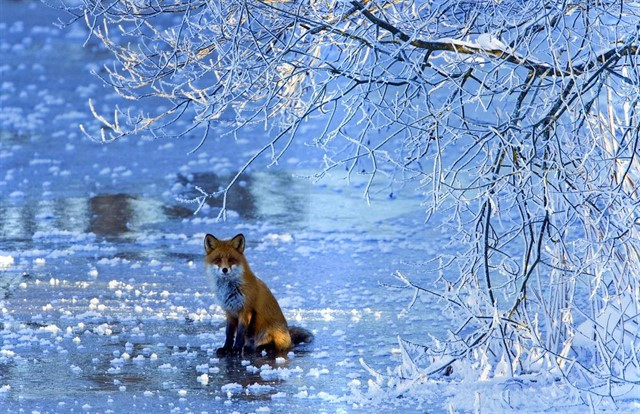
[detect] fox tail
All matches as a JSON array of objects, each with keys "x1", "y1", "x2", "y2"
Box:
[{"x1": 289, "y1": 326, "x2": 314, "y2": 346}]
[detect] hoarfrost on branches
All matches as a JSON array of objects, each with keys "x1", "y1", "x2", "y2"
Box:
[{"x1": 60, "y1": 0, "x2": 640, "y2": 408}]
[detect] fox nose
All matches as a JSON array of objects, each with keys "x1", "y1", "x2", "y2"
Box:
[{"x1": 222, "y1": 267, "x2": 229, "y2": 274}]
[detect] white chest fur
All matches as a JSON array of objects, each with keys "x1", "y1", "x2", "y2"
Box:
[{"x1": 207, "y1": 265, "x2": 245, "y2": 314}]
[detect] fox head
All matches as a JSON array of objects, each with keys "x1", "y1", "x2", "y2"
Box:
[{"x1": 204, "y1": 233, "x2": 247, "y2": 280}]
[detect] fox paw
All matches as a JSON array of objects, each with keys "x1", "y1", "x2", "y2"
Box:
[
  {"x1": 217, "y1": 347, "x2": 243, "y2": 356},
  {"x1": 216, "y1": 347, "x2": 233, "y2": 356}
]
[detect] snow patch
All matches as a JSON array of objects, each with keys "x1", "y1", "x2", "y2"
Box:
[
  {"x1": 221, "y1": 382, "x2": 242, "y2": 394},
  {"x1": 0, "y1": 255, "x2": 14, "y2": 268}
]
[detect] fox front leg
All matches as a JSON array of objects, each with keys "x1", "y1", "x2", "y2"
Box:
[
  {"x1": 216, "y1": 316, "x2": 238, "y2": 356},
  {"x1": 231, "y1": 312, "x2": 252, "y2": 355}
]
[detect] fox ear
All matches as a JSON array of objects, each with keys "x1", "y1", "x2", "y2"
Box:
[
  {"x1": 230, "y1": 233, "x2": 245, "y2": 253},
  {"x1": 204, "y1": 234, "x2": 218, "y2": 254}
]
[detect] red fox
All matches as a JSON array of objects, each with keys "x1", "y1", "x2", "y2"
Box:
[{"x1": 204, "y1": 233, "x2": 313, "y2": 355}]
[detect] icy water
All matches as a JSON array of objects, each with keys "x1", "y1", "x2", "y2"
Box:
[{"x1": 0, "y1": 2, "x2": 448, "y2": 413}]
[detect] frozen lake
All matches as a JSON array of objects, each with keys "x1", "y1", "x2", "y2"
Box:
[{"x1": 0, "y1": 2, "x2": 448, "y2": 412}]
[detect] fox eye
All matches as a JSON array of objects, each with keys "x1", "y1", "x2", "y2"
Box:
[
  {"x1": 228, "y1": 258, "x2": 237, "y2": 265},
  {"x1": 212, "y1": 258, "x2": 221, "y2": 265}
]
